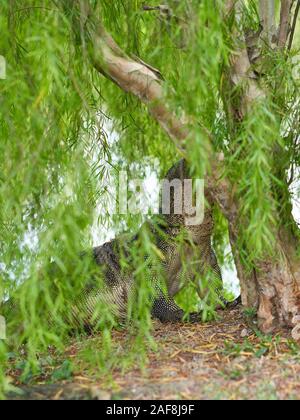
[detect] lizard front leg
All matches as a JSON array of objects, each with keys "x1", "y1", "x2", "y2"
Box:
[{"x1": 151, "y1": 292, "x2": 201, "y2": 323}]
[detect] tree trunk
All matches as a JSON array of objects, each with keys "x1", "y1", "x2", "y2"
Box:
[
  {"x1": 221, "y1": 0, "x2": 300, "y2": 339},
  {"x1": 208, "y1": 167, "x2": 300, "y2": 338}
]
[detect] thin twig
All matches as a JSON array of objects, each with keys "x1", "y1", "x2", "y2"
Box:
[{"x1": 288, "y1": 0, "x2": 300, "y2": 50}]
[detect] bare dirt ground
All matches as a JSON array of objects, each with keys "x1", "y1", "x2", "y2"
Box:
[{"x1": 8, "y1": 307, "x2": 300, "y2": 400}]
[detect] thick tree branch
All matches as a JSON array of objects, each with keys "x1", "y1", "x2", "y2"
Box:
[
  {"x1": 278, "y1": 0, "x2": 294, "y2": 48},
  {"x1": 259, "y1": 0, "x2": 275, "y2": 43},
  {"x1": 224, "y1": 0, "x2": 266, "y2": 120},
  {"x1": 92, "y1": 33, "x2": 188, "y2": 146},
  {"x1": 63, "y1": 1, "x2": 189, "y2": 150}
]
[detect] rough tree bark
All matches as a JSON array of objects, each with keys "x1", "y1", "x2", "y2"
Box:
[
  {"x1": 64, "y1": 0, "x2": 300, "y2": 339},
  {"x1": 259, "y1": 0, "x2": 275, "y2": 42},
  {"x1": 223, "y1": 0, "x2": 300, "y2": 337}
]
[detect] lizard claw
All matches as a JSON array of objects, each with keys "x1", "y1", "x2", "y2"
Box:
[
  {"x1": 225, "y1": 295, "x2": 242, "y2": 309},
  {"x1": 186, "y1": 312, "x2": 201, "y2": 323}
]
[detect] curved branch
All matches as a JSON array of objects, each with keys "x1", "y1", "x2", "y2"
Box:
[{"x1": 92, "y1": 31, "x2": 187, "y2": 143}]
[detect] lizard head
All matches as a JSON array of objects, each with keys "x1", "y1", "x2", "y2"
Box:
[{"x1": 160, "y1": 159, "x2": 214, "y2": 244}]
